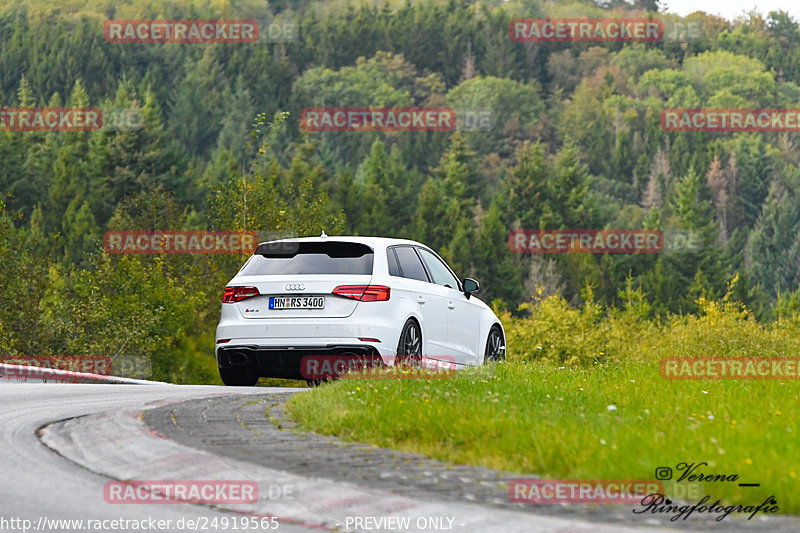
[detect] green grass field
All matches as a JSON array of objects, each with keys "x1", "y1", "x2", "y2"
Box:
[{"x1": 286, "y1": 292, "x2": 800, "y2": 513}]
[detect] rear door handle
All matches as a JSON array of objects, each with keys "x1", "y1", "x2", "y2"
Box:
[
  {"x1": 417, "y1": 296, "x2": 426, "y2": 304},
  {"x1": 447, "y1": 301, "x2": 455, "y2": 309}
]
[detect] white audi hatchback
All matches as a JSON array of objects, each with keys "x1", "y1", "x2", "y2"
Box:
[{"x1": 215, "y1": 235, "x2": 505, "y2": 385}]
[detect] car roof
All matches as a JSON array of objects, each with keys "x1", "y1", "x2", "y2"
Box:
[{"x1": 256, "y1": 235, "x2": 427, "y2": 250}]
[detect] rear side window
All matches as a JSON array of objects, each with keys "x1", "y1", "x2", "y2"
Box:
[
  {"x1": 394, "y1": 246, "x2": 429, "y2": 282},
  {"x1": 239, "y1": 241, "x2": 374, "y2": 275},
  {"x1": 387, "y1": 248, "x2": 401, "y2": 276}
]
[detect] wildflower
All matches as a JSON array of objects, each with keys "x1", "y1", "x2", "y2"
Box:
[{"x1": 607, "y1": 405, "x2": 617, "y2": 412}]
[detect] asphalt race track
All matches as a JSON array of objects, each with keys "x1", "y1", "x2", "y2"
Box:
[
  {"x1": 1, "y1": 382, "x2": 797, "y2": 533},
  {"x1": 0, "y1": 383, "x2": 309, "y2": 533}
]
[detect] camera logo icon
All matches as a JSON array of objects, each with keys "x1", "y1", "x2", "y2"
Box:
[{"x1": 655, "y1": 467, "x2": 673, "y2": 480}]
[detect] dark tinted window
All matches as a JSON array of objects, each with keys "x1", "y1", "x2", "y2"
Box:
[
  {"x1": 418, "y1": 248, "x2": 459, "y2": 288},
  {"x1": 394, "y1": 246, "x2": 429, "y2": 282},
  {"x1": 240, "y1": 241, "x2": 373, "y2": 275},
  {"x1": 387, "y1": 248, "x2": 401, "y2": 276}
]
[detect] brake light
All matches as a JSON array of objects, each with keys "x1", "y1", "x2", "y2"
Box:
[
  {"x1": 223, "y1": 286, "x2": 260, "y2": 303},
  {"x1": 332, "y1": 285, "x2": 391, "y2": 302}
]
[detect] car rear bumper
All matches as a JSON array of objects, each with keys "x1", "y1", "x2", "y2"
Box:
[
  {"x1": 215, "y1": 344, "x2": 384, "y2": 380},
  {"x1": 216, "y1": 315, "x2": 400, "y2": 357}
]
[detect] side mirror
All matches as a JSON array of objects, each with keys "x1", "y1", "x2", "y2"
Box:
[{"x1": 463, "y1": 278, "x2": 479, "y2": 299}]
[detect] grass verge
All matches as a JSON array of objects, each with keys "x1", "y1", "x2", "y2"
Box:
[{"x1": 286, "y1": 292, "x2": 800, "y2": 514}]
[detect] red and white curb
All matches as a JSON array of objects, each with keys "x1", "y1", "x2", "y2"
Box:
[{"x1": 0, "y1": 363, "x2": 164, "y2": 385}]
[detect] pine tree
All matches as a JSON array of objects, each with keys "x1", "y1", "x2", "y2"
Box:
[
  {"x1": 706, "y1": 155, "x2": 729, "y2": 243},
  {"x1": 168, "y1": 50, "x2": 227, "y2": 157},
  {"x1": 470, "y1": 201, "x2": 522, "y2": 309},
  {"x1": 499, "y1": 141, "x2": 548, "y2": 228},
  {"x1": 413, "y1": 179, "x2": 459, "y2": 251},
  {"x1": 62, "y1": 199, "x2": 100, "y2": 267},
  {"x1": 744, "y1": 170, "x2": 800, "y2": 297},
  {"x1": 216, "y1": 75, "x2": 256, "y2": 165},
  {"x1": 657, "y1": 169, "x2": 729, "y2": 312},
  {"x1": 330, "y1": 167, "x2": 360, "y2": 234},
  {"x1": 548, "y1": 142, "x2": 599, "y2": 229},
  {"x1": 433, "y1": 132, "x2": 481, "y2": 206}
]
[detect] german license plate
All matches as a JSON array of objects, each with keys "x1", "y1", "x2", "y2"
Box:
[{"x1": 269, "y1": 296, "x2": 325, "y2": 310}]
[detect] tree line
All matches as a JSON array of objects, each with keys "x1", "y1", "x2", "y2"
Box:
[{"x1": 3, "y1": 0, "x2": 800, "y2": 379}]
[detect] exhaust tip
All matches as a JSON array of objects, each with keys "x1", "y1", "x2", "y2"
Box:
[{"x1": 228, "y1": 351, "x2": 249, "y2": 366}]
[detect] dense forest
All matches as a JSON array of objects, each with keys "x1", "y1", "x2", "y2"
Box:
[{"x1": 3, "y1": 0, "x2": 800, "y2": 381}]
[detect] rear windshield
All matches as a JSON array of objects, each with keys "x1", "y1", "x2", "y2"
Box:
[{"x1": 239, "y1": 241, "x2": 374, "y2": 275}]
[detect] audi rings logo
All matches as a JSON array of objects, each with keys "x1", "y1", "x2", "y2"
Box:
[{"x1": 284, "y1": 283, "x2": 306, "y2": 291}]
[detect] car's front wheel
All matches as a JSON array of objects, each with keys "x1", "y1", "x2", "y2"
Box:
[
  {"x1": 219, "y1": 366, "x2": 259, "y2": 386},
  {"x1": 484, "y1": 325, "x2": 505, "y2": 363}
]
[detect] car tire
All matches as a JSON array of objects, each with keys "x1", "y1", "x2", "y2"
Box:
[
  {"x1": 396, "y1": 318, "x2": 422, "y2": 367},
  {"x1": 219, "y1": 366, "x2": 259, "y2": 386},
  {"x1": 483, "y1": 325, "x2": 505, "y2": 364}
]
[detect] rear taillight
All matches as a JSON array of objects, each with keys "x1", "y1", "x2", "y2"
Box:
[
  {"x1": 223, "y1": 286, "x2": 260, "y2": 303},
  {"x1": 332, "y1": 285, "x2": 391, "y2": 302}
]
